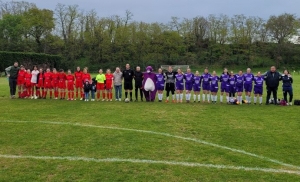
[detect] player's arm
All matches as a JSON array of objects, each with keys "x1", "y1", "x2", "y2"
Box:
[{"x1": 5, "y1": 66, "x2": 11, "y2": 77}]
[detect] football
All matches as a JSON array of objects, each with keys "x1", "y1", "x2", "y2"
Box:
[{"x1": 124, "y1": 98, "x2": 130, "y2": 103}]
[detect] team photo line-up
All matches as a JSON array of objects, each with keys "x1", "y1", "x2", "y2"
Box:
[{"x1": 5, "y1": 62, "x2": 294, "y2": 105}]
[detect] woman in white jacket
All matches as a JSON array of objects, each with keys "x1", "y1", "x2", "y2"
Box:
[{"x1": 31, "y1": 65, "x2": 39, "y2": 99}]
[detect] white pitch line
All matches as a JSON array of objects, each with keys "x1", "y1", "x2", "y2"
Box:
[
  {"x1": 0, "y1": 154, "x2": 300, "y2": 176},
  {"x1": 1, "y1": 120, "x2": 300, "y2": 171}
]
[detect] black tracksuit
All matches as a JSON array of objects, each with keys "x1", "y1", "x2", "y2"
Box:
[
  {"x1": 282, "y1": 74, "x2": 293, "y2": 102},
  {"x1": 264, "y1": 71, "x2": 282, "y2": 104},
  {"x1": 134, "y1": 71, "x2": 144, "y2": 100}
]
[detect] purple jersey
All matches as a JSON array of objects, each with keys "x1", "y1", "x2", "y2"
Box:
[
  {"x1": 210, "y1": 76, "x2": 219, "y2": 92},
  {"x1": 184, "y1": 73, "x2": 194, "y2": 91},
  {"x1": 228, "y1": 76, "x2": 236, "y2": 93},
  {"x1": 193, "y1": 76, "x2": 201, "y2": 92},
  {"x1": 156, "y1": 73, "x2": 165, "y2": 90},
  {"x1": 220, "y1": 74, "x2": 230, "y2": 86},
  {"x1": 201, "y1": 73, "x2": 211, "y2": 91},
  {"x1": 235, "y1": 74, "x2": 244, "y2": 92},
  {"x1": 254, "y1": 76, "x2": 263, "y2": 88},
  {"x1": 175, "y1": 73, "x2": 184, "y2": 90},
  {"x1": 244, "y1": 73, "x2": 254, "y2": 85}
]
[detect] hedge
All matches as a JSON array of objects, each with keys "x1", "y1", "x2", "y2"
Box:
[{"x1": 0, "y1": 51, "x2": 62, "y2": 71}]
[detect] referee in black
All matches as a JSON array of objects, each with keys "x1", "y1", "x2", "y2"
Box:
[
  {"x1": 134, "y1": 66, "x2": 144, "y2": 102},
  {"x1": 122, "y1": 64, "x2": 134, "y2": 101},
  {"x1": 5, "y1": 62, "x2": 20, "y2": 99}
]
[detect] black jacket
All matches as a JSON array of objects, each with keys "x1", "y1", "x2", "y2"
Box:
[
  {"x1": 83, "y1": 82, "x2": 91, "y2": 92},
  {"x1": 134, "y1": 71, "x2": 143, "y2": 85},
  {"x1": 282, "y1": 75, "x2": 293, "y2": 87},
  {"x1": 6, "y1": 66, "x2": 20, "y2": 79},
  {"x1": 264, "y1": 71, "x2": 282, "y2": 88}
]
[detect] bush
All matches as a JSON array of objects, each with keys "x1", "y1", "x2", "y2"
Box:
[{"x1": 0, "y1": 51, "x2": 62, "y2": 71}]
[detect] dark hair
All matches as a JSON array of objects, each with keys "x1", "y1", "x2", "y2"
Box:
[
  {"x1": 33, "y1": 65, "x2": 37, "y2": 70},
  {"x1": 59, "y1": 69, "x2": 64, "y2": 72}
]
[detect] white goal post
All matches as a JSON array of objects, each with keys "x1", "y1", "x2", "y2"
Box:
[{"x1": 160, "y1": 65, "x2": 190, "y2": 71}]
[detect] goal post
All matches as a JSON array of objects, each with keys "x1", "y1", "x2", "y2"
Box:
[{"x1": 160, "y1": 65, "x2": 190, "y2": 72}]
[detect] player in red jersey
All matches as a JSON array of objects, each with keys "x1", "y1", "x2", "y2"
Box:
[
  {"x1": 24, "y1": 69, "x2": 32, "y2": 98},
  {"x1": 105, "y1": 69, "x2": 114, "y2": 101},
  {"x1": 36, "y1": 68, "x2": 44, "y2": 99},
  {"x1": 43, "y1": 68, "x2": 53, "y2": 99},
  {"x1": 58, "y1": 69, "x2": 67, "y2": 100},
  {"x1": 17, "y1": 65, "x2": 26, "y2": 98},
  {"x1": 74, "y1": 66, "x2": 83, "y2": 100},
  {"x1": 51, "y1": 68, "x2": 59, "y2": 99},
  {"x1": 66, "y1": 69, "x2": 75, "y2": 100}
]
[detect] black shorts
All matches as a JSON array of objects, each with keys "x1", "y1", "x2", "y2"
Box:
[
  {"x1": 124, "y1": 82, "x2": 133, "y2": 90},
  {"x1": 165, "y1": 83, "x2": 175, "y2": 92},
  {"x1": 135, "y1": 81, "x2": 143, "y2": 89}
]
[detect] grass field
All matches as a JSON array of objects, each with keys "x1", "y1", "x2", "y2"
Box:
[{"x1": 0, "y1": 74, "x2": 300, "y2": 181}]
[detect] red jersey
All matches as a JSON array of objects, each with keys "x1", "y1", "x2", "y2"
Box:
[
  {"x1": 67, "y1": 74, "x2": 75, "y2": 85},
  {"x1": 58, "y1": 73, "x2": 67, "y2": 83},
  {"x1": 17, "y1": 70, "x2": 26, "y2": 82},
  {"x1": 75, "y1": 71, "x2": 83, "y2": 82},
  {"x1": 51, "y1": 73, "x2": 59, "y2": 84},
  {"x1": 37, "y1": 73, "x2": 44, "y2": 87},
  {"x1": 82, "y1": 73, "x2": 91, "y2": 83},
  {"x1": 24, "y1": 73, "x2": 32, "y2": 87},
  {"x1": 66, "y1": 74, "x2": 75, "y2": 90},
  {"x1": 105, "y1": 74, "x2": 113, "y2": 85}
]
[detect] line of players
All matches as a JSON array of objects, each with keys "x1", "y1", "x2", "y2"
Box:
[
  {"x1": 15, "y1": 65, "x2": 264, "y2": 104},
  {"x1": 161, "y1": 67, "x2": 263, "y2": 104},
  {"x1": 15, "y1": 66, "x2": 92, "y2": 100}
]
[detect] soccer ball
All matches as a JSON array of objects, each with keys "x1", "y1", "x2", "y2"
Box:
[{"x1": 124, "y1": 98, "x2": 130, "y2": 103}]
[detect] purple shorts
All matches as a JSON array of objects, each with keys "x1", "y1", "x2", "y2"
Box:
[
  {"x1": 254, "y1": 87, "x2": 263, "y2": 95},
  {"x1": 244, "y1": 84, "x2": 253, "y2": 92},
  {"x1": 176, "y1": 84, "x2": 184, "y2": 91},
  {"x1": 221, "y1": 84, "x2": 229, "y2": 92},
  {"x1": 229, "y1": 86, "x2": 236, "y2": 93},
  {"x1": 202, "y1": 84, "x2": 210, "y2": 91},
  {"x1": 156, "y1": 85, "x2": 164, "y2": 91},
  {"x1": 185, "y1": 83, "x2": 193, "y2": 91},
  {"x1": 210, "y1": 86, "x2": 219, "y2": 93},
  {"x1": 193, "y1": 86, "x2": 201, "y2": 92},
  {"x1": 236, "y1": 85, "x2": 243, "y2": 92}
]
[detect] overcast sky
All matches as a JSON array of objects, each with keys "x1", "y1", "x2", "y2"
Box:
[{"x1": 28, "y1": 0, "x2": 299, "y2": 23}]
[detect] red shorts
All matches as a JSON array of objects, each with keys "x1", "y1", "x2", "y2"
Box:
[
  {"x1": 75, "y1": 81, "x2": 83, "y2": 88},
  {"x1": 44, "y1": 81, "x2": 52, "y2": 89},
  {"x1": 58, "y1": 82, "x2": 66, "y2": 89},
  {"x1": 52, "y1": 82, "x2": 58, "y2": 88},
  {"x1": 105, "y1": 84, "x2": 112, "y2": 90},
  {"x1": 31, "y1": 83, "x2": 37, "y2": 87},
  {"x1": 37, "y1": 83, "x2": 43, "y2": 88},
  {"x1": 17, "y1": 80, "x2": 25, "y2": 86},
  {"x1": 67, "y1": 84, "x2": 74, "y2": 91},
  {"x1": 97, "y1": 83, "x2": 105, "y2": 90},
  {"x1": 25, "y1": 82, "x2": 31, "y2": 88}
]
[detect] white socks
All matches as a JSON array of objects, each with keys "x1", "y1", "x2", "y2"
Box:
[
  {"x1": 202, "y1": 94, "x2": 205, "y2": 101},
  {"x1": 186, "y1": 93, "x2": 191, "y2": 101},
  {"x1": 176, "y1": 94, "x2": 179, "y2": 101},
  {"x1": 180, "y1": 94, "x2": 183, "y2": 101},
  {"x1": 254, "y1": 97, "x2": 257, "y2": 103},
  {"x1": 207, "y1": 94, "x2": 210, "y2": 102},
  {"x1": 158, "y1": 93, "x2": 163, "y2": 100},
  {"x1": 220, "y1": 96, "x2": 223, "y2": 102},
  {"x1": 194, "y1": 95, "x2": 196, "y2": 101},
  {"x1": 226, "y1": 96, "x2": 229, "y2": 103},
  {"x1": 172, "y1": 95, "x2": 175, "y2": 100},
  {"x1": 259, "y1": 97, "x2": 262, "y2": 104}
]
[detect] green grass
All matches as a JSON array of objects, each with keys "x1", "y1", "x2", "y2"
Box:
[{"x1": 0, "y1": 75, "x2": 300, "y2": 181}]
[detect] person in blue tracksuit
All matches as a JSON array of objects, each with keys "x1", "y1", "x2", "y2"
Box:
[{"x1": 282, "y1": 70, "x2": 293, "y2": 105}]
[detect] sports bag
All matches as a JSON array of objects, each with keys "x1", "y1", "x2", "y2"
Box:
[{"x1": 294, "y1": 100, "x2": 300, "y2": 106}]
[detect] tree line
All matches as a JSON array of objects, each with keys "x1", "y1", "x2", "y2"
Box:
[{"x1": 0, "y1": 1, "x2": 300, "y2": 71}]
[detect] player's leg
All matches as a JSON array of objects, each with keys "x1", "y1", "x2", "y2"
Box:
[
  {"x1": 273, "y1": 88, "x2": 278, "y2": 105},
  {"x1": 288, "y1": 88, "x2": 293, "y2": 105},
  {"x1": 165, "y1": 84, "x2": 170, "y2": 102}
]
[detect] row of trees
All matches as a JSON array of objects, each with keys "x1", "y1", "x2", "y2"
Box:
[{"x1": 0, "y1": 1, "x2": 300, "y2": 71}]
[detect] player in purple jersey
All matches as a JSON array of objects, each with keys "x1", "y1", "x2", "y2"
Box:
[
  {"x1": 253, "y1": 72, "x2": 264, "y2": 105},
  {"x1": 244, "y1": 68, "x2": 254, "y2": 104},
  {"x1": 235, "y1": 70, "x2": 244, "y2": 104},
  {"x1": 175, "y1": 69, "x2": 184, "y2": 103},
  {"x1": 156, "y1": 68, "x2": 165, "y2": 102},
  {"x1": 228, "y1": 71, "x2": 236, "y2": 104},
  {"x1": 193, "y1": 71, "x2": 201, "y2": 102},
  {"x1": 184, "y1": 68, "x2": 194, "y2": 103},
  {"x1": 201, "y1": 68, "x2": 211, "y2": 103},
  {"x1": 219, "y1": 68, "x2": 230, "y2": 103},
  {"x1": 210, "y1": 71, "x2": 219, "y2": 104}
]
